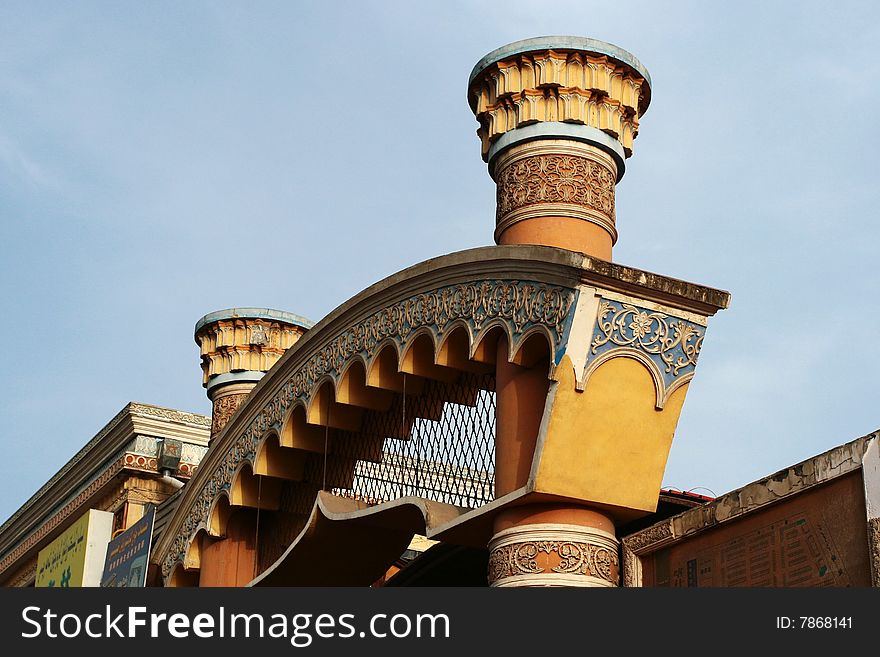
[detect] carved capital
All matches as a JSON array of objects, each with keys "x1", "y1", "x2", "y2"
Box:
[
  {"x1": 488, "y1": 523, "x2": 619, "y2": 587},
  {"x1": 468, "y1": 39, "x2": 650, "y2": 160},
  {"x1": 195, "y1": 310, "x2": 311, "y2": 391}
]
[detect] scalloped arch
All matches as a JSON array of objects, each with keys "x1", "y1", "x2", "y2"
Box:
[
  {"x1": 167, "y1": 561, "x2": 199, "y2": 587},
  {"x1": 254, "y1": 430, "x2": 306, "y2": 481},
  {"x1": 510, "y1": 325, "x2": 554, "y2": 369},
  {"x1": 581, "y1": 348, "x2": 666, "y2": 409},
  {"x1": 207, "y1": 492, "x2": 232, "y2": 538},
  {"x1": 472, "y1": 320, "x2": 515, "y2": 363},
  {"x1": 435, "y1": 319, "x2": 476, "y2": 354}
]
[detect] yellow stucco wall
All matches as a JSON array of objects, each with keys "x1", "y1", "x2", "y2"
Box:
[{"x1": 534, "y1": 355, "x2": 689, "y2": 513}]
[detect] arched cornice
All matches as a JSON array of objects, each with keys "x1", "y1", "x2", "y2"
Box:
[{"x1": 154, "y1": 245, "x2": 728, "y2": 581}]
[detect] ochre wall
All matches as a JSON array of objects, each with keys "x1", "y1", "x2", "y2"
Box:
[
  {"x1": 534, "y1": 356, "x2": 689, "y2": 513},
  {"x1": 497, "y1": 216, "x2": 613, "y2": 260},
  {"x1": 642, "y1": 472, "x2": 871, "y2": 587},
  {"x1": 198, "y1": 509, "x2": 258, "y2": 587},
  {"x1": 495, "y1": 340, "x2": 550, "y2": 496}
]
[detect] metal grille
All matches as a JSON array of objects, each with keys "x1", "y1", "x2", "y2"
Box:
[{"x1": 324, "y1": 372, "x2": 496, "y2": 509}]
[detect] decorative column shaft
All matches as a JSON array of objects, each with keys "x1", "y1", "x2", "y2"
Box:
[
  {"x1": 195, "y1": 308, "x2": 313, "y2": 441},
  {"x1": 493, "y1": 139, "x2": 618, "y2": 259},
  {"x1": 488, "y1": 505, "x2": 619, "y2": 587},
  {"x1": 468, "y1": 36, "x2": 651, "y2": 260},
  {"x1": 470, "y1": 37, "x2": 655, "y2": 587},
  {"x1": 208, "y1": 382, "x2": 256, "y2": 442}
]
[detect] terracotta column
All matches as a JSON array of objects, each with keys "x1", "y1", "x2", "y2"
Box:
[
  {"x1": 489, "y1": 505, "x2": 618, "y2": 587},
  {"x1": 493, "y1": 338, "x2": 549, "y2": 497},
  {"x1": 195, "y1": 308, "x2": 313, "y2": 442},
  {"x1": 469, "y1": 36, "x2": 652, "y2": 586}
]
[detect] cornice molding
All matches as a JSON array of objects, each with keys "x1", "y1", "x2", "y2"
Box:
[
  {"x1": 622, "y1": 434, "x2": 876, "y2": 558},
  {"x1": 0, "y1": 403, "x2": 209, "y2": 569}
]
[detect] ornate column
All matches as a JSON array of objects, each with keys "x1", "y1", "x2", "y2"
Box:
[
  {"x1": 195, "y1": 308, "x2": 313, "y2": 441},
  {"x1": 468, "y1": 36, "x2": 650, "y2": 260},
  {"x1": 469, "y1": 38, "x2": 657, "y2": 587}
]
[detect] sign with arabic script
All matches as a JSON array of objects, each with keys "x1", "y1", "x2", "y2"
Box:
[{"x1": 100, "y1": 505, "x2": 155, "y2": 587}]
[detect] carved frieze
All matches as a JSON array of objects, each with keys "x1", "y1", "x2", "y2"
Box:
[
  {"x1": 211, "y1": 393, "x2": 250, "y2": 440},
  {"x1": 489, "y1": 539, "x2": 619, "y2": 585},
  {"x1": 496, "y1": 154, "x2": 615, "y2": 223},
  {"x1": 129, "y1": 403, "x2": 211, "y2": 427},
  {"x1": 869, "y1": 518, "x2": 880, "y2": 588},
  {"x1": 488, "y1": 523, "x2": 619, "y2": 587},
  {"x1": 584, "y1": 298, "x2": 706, "y2": 407},
  {"x1": 622, "y1": 520, "x2": 674, "y2": 555},
  {"x1": 622, "y1": 544, "x2": 640, "y2": 588}
]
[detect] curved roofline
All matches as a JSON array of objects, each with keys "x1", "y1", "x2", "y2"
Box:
[{"x1": 153, "y1": 244, "x2": 731, "y2": 574}]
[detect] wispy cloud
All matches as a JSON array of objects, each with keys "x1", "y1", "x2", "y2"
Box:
[{"x1": 0, "y1": 129, "x2": 54, "y2": 189}]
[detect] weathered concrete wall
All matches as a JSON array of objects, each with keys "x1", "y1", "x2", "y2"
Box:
[
  {"x1": 869, "y1": 518, "x2": 880, "y2": 588},
  {"x1": 640, "y1": 472, "x2": 870, "y2": 587}
]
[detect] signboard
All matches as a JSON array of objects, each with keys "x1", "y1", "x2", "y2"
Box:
[
  {"x1": 35, "y1": 509, "x2": 114, "y2": 587},
  {"x1": 101, "y1": 505, "x2": 156, "y2": 587}
]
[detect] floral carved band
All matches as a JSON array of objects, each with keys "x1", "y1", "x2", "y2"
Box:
[
  {"x1": 488, "y1": 523, "x2": 619, "y2": 587},
  {"x1": 492, "y1": 140, "x2": 618, "y2": 244}
]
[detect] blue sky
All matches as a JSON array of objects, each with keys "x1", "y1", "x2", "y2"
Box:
[{"x1": 1, "y1": 1, "x2": 879, "y2": 524}]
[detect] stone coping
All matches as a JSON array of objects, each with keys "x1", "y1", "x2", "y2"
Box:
[
  {"x1": 194, "y1": 307, "x2": 314, "y2": 337},
  {"x1": 468, "y1": 35, "x2": 652, "y2": 109}
]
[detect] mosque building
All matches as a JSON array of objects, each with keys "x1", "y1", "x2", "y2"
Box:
[{"x1": 1, "y1": 36, "x2": 877, "y2": 588}]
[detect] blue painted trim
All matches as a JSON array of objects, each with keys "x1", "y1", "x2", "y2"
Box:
[
  {"x1": 555, "y1": 287, "x2": 580, "y2": 366},
  {"x1": 589, "y1": 298, "x2": 703, "y2": 389},
  {"x1": 487, "y1": 123, "x2": 627, "y2": 182},
  {"x1": 206, "y1": 371, "x2": 265, "y2": 395}
]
